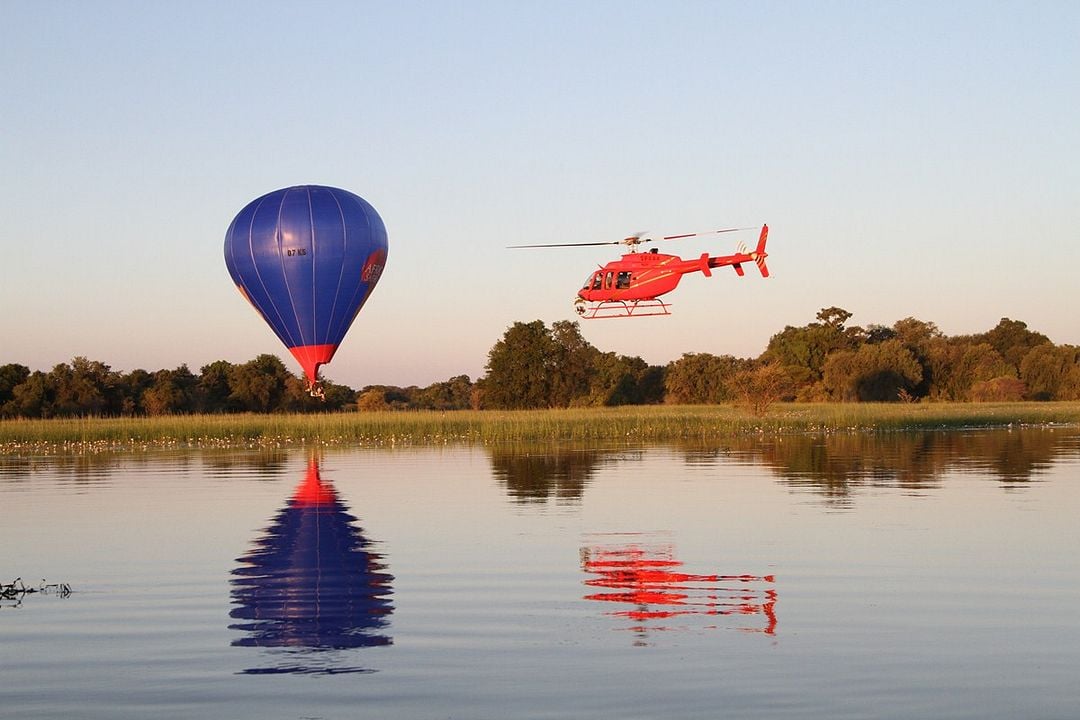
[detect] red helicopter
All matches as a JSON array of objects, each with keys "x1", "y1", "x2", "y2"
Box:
[{"x1": 510, "y1": 224, "x2": 769, "y2": 318}]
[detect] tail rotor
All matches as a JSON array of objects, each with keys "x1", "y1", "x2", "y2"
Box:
[{"x1": 750, "y1": 224, "x2": 769, "y2": 277}]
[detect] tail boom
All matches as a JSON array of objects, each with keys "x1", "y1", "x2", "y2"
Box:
[{"x1": 704, "y1": 224, "x2": 769, "y2": 277}]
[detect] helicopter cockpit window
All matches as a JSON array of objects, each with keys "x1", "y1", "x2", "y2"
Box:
[
  {"x1": 616, "y1": 271, "x2": 631, "y2": 289},
  {"x1": 585, "y1": 273, "x2": 602, "y2": 290},
  {"x1": 604, "y1": 271, "x2": 614, "y2": 289}
]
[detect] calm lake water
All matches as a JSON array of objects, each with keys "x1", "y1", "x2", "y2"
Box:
[{"x1": 2, "y1": 428, "x2": 1079, "y2": 719}]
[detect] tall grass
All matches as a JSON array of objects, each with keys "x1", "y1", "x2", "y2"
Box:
[{"x1": 2, "y1": 402, "x2": 1079, "y2": 454}]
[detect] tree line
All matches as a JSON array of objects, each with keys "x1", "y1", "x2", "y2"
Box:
[
  {"x1": 0, "y1": 355, "x2": 356, "y2": 418},
  {"x1": 468, "y1": 310, "x2": 1080, "y2": 409},
  {"x1": 3, "y1": 308, "x2": 1079, "y2": 418},
  {"x1": 759, "y1": 307, "x2": 1080, "y2": 403}
]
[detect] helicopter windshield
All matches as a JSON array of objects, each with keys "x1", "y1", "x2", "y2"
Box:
[{"x1": 583, "y1": 272, "x2": 602, "y2": 290}]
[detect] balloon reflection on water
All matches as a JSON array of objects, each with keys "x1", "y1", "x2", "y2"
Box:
[
  {"x1": 582, "y1": 535, "x2": 776, "y2": 644},
  {"x1": 229, "y1": 460, "x2": 393, "y2": 674}
]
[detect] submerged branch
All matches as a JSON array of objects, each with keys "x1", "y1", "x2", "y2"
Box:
[{"x1": 1, "y1": 578, "x2": 72, "y2": 607}]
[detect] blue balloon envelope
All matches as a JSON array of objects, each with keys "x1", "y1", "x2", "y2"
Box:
[{"x1": 224, "y1": 185, "x2": 388, "y2": 388}]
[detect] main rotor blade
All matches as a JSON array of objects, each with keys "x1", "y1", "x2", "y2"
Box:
[
  {"x1": 508, "y1": 225, "x2": 754, "y2": 249},
  {"x1": 507, "y1": 240, "x2": 622, "y2": 248},
  {"x1": 658, "y1": 226, "x2": 753, "y2": 241}
]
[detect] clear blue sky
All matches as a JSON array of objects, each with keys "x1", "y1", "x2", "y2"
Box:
[{"x1": 3, "y1": 1, "x2": 1077, "y2": 388}]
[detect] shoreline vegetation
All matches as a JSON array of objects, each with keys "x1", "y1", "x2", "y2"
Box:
[
  {"x1": 3, "y1": 402, "x2": 1079, "y2": 455},
  {"x1": 6, "y1": 314, "x2": 1080, "y2": 423}
]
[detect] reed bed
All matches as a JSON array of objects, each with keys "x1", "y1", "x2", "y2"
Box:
[{"x1": 3, "y1": 402, "x2": 1079, "y2": 455}]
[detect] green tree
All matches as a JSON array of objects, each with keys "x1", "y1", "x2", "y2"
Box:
[
  {"x1": 483, "y1": 321, "x2": 558, "y2": 409},
  {"x1": 970, "y1": 376, "x2": 1027, "y2": 402},
  {"x1": 864, "y1": 324, "x2": 897, "y2": 344},
  {"x1": 926, "y1": 340, "x2": 1013, "y2": 401},
  {"x1": 762, "y1": 307, "x2": 863, "y2": 399},
  {"x1": 891, "y1": 317, "x2": 944, "y2": 398},
  {"x1": 196, "y1": 360, "x2": 236, "y2": 413},
  {"x1": 357, "y1": 387, "x2": 392, "y2": 411},
  {"x1": 356, "y1": 384, "x2": 414, "y2": 410},
  {"x1": 0, "y1": 363, "x2": 31, "y2": 417},
  {"x1": 228, "y1": 354, "x2": 292, "y2": 412},
  {"x1": 664, "y1": 353, "x2": 750, "y2": 404},
  {"x1": 415, "y1": 375, "x2": 473, "y2": 410},
  {"x1": 549, "y1": 321, "x2": 599, "y2": 407},
  {"x1": 1020, "y1": 344, "x2": 1080, "y2": 400},
  {"x1": 822, "y1": 339, "x2": 923, "y2": 401},
  {"x1": 816, "y1": 306, "x2": 853, "y2": 330},
  {"x1": 586, "y1": 353, "x2": 662, "y2": 406},
  {"x1": 116, "y1": 369, "x2": 153, "y2": 415},
  {"x1": 1061, "y1": 358, "x2": 1080, "y2": 401},
  {"x1": 4, "y1": 371, "x2": 51, "y2": 418},
  {"x1": 977, "y1": 318, "x2": 1050, "y2": 371},
  {"x1": 141, "y1": 365, "x2": 197, "y2": 415},
  {"x1": 726, "y1": 362, "x2": 795, "y2": 415},
  {"x1": 634, "y1": 363, "x2": 666, "y2": 405},
  {"x1": 47, "y1": 357, "x2": 114, "y2": 416},
  {"x1": 893, "y1": 317, "x2": 943, "y2": 348}
]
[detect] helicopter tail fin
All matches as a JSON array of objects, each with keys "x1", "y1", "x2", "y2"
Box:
[{"x1": 752, "y1": 224, "x2": 769, "y2": 277}]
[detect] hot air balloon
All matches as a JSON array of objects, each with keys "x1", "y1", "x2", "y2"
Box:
[{"x1": 224, "y1": 185, "x2": 388, "y2": 396}]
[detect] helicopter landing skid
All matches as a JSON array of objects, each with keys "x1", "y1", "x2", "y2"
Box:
[{"x1": 575, "y1": 298, "x2": 672, "y2": 319}]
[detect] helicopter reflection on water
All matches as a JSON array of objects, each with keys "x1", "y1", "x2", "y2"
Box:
[{"x1": 581, "y1": 533, "x2": 777, "y2": 645}]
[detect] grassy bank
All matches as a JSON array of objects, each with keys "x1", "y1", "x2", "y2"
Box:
[{"x1": 3, "y1": 402, "x2": 1079, "y2": 455}]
